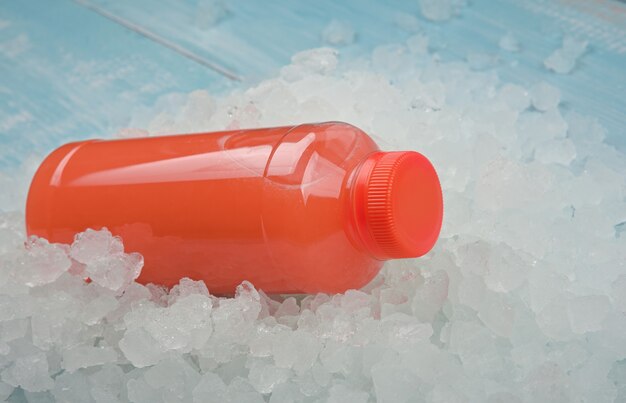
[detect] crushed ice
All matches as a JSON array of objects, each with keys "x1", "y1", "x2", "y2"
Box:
[
  {"x1": 322, "y1": 20, "x2": 355, "y2": 47},
  {"x1": 544, "y1": 36, "x2": 588, "y2": 74},
  {"x1": 1, "y1": 20, "x2": 626, "y2": 403}
]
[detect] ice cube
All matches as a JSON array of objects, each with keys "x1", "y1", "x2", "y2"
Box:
[
  {"x1": 143, "y1": 357, "x2": 201, "y2": 401},
  {"x1": 226, "y1": 377, "x2": 265, "y2": 403},
  {"x1": 612, "y1": 275, "x2": 626, "y2": 313},
  {"x1": 84, "y1": 252, "x2": 143, "y2": 293},
  {"x1": 19, "y1": 237, "x2": 71, "y2": 287},
  {"x1": 499, "y1": 33, "x2": 520, "y2": 52},
  {"x1": 275, "y1": 296, "x2": 300, "y2": 318},
  {"x1": 418, "y1": 0, "x2": 457, "y2": 21},
  {"x1": 488, "y1": 392, "x2": 522, "y2": 403},
  {"x1": 467, "y1": 52, "x2": 498, "y2": 70},
  {"x1": 52, "y1": 371, "x2": 91, "y2": 402},
  {"x1": 536, "y1": 300, "x2": 574, "y2": 341},
  {"x1": 327, "y1": 383, "x2": 370, "y2": 403},
  {"x1": 322, "y1": 20, "x2": 356, "y2": 46},
  {"x1": 567, "y1": 295, "x2": 611, "y2": 334},
  {"x1": 81, "y1": 294, "x2": 119, "y2": 325},
  {"x1": 119, "y1": 328, "x2": 167, "y2": 368},
  {"x1": 70, "y1": 228, "x2": 123, "y2": 263},
  {"x1": 195, "y1": 0, "x2": 229, "y2": 29},
  {"x1": 498, "y1": 83, "x2": 530, "y2": 112},
  {"x1": 247, "y1": 359, "x2": 292, "y2": 394},
  {"x1": 530, "y1": 82, "x2": 561, "y2": 111},
  {"x1": 1, "y1": 352, "x2": 54, "y2": 392},
  {"x1": 0, "y1": 381, "x2": 13, "y2": 401},
  {"x1": 281, "y1": 48, "x2": 338, "y2": 81},
  {"x1": 62, "y1": 346, "x2": 118, "y2": 373},
  {"x1": 70, "y1": 228, "x2": 143, "y2": 293},
  {"x1": 394, "y1": 13, "x2": 421, "y2": 32},
  {"x1": 478, "y1": 292, "x2": 515, "y2": 337},
  {"x1": 193, "y1": 372, "x2": 227, "y2": 403},
  {"x1": 523, "y1": 362, "x2": 570, "y2": 402},
  {"x1": 411, "y1": 270, "x2": 449, "y2": 322},
  {"x1": 114, "y1": 128, "x2": 148, "y2": 139},
  {"x1": 534, "y1": 138, "x2": 576, "y2": 166},
  {"x1": 372, "y1": 354, "x2": 421, "y2": 403},
  {"x1": 271, "y1": 329, "x2": 321, "y2": 373},
  {"x1": 88, "y1": 364, "x2": 125, "y2": 402},
  {"x1": 406, "y1": 34, "x2": 429, "y2": 54},
  {"x1": 544, "y1": 36, "x2": 588, "y2": 74}
]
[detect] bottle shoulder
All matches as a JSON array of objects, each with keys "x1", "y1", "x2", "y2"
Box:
[{"x1": 265, "y1": 122, "x2": 379, "y2": 185}]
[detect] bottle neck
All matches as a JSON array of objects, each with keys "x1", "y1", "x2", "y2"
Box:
[{"x1": 349, "y1": 152, "x2": 392, "y2": 261}]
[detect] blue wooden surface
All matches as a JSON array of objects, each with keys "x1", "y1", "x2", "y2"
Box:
[{"x1": 1, "y1": 0, "x2": 625, "y2": 173}]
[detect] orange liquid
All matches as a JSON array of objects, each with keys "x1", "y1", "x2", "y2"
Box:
[{"x1": 26, "y1": 122, "x2": 442, "y2": 294}]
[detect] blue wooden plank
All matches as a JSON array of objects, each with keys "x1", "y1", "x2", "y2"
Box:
[
  {"x1": 84, "y1": 0, "x2": 436, "y2": 80},
  {"x1": 1, "y1": 0, "x2": 625, "y2": 175},
  {"x1": 0, "y1": 0, "x2": 232, "y2": 170},
  {"x1": 77, "y1": 0, "x2": 626, "y2": 152}
]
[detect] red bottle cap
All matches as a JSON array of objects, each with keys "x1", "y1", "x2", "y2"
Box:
[{"x1": 353, "y1": 151, "x2": 443, "y2": 260}]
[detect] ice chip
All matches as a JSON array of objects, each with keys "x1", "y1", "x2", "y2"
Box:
[
  {"x1": 537, "y1": 300, "x2": 574, "y2": 341},
  {"x1": 193, "y1": 372, "x2": 227, "y2": 403},
  {"x1": 226, "y1": 377, "x2": 265, "y2": 403},
  {"x1": 19, "y1": 237, "x2": 71, "y2": 286},
  {"x1": 84, "y1": 252, "x2": 143, "y2": 293},
  {"x1": 88, "y1": 364, "x2": 125, "y2": 402},
  {"x1": 467, "y1": 52, "x2": 498, "y2": 70},
  {"x1": 70, "y1": 228, "x2": 123, "y2": 263},
  {"x1": 195, "y1": 0, "x2": 229, "y2": 29},
  {"x1": 478, "y1": 292, "x2": 515, "y2": 337},
  {"x1": 234, "y1": 281, "x2": 262, "y2": 320},
  {"x1": 544, "y1": 36, "x2": 588, "y2": 74},
  {"x1": 68, "y1": 228, "x2": 142, "y2": 293},
  {"x1": 81, "y1": 294, "x2": 119, "y2": 325},
  {"x1": 119, "y1": 327, "x2": 167, "y2": 367},
  {"x1": 327, "y1": 383, "x2": 370, "y2": 403},
  {"x1": 498, "y1": 83, "x2": 530, "y2": 112},
  {"x1": 612, "y1": 275, "x2": 626, "y2": 313},
  {"x1": 168, "y1": 277, "x2": 210, "y2": 303},
  {"x1": 248, "y1": 359, "x2": 292, "y2": 394},
  {"x1": 142, "y1": 357, "x2": 201, "y2": 400},
  {"x1": 411, "y1": 270, "x2": 449, "y2": 322},
  {"x1": 530, "y1": 82, "x2": 561, "y2": 111},
  {"x1": 281, "y1": 48, "x2": 338, "y2": 81},
  {"x1": 394, "y1": 13, "x2": 421, "y2": 32},
  {"x1": 406, "y1": 34, "x2": 429, "y2": 54},
  {"x1": 0, "y1": 382, "x2": 13, "y2": 401},
  {"x1": 275, "y1": 296, "x2": 300, "y2": 321},
  {"x1": 114, "y1": 127, "x2": 148, "y2": 139},
  {"x1": 524, "y1": 361, "x2": 570, "y2": 402},
  {"x1": 62, "y1": 346, "x2": 118, "y2": 373},
  {"x1": 52, "y1": 371, "x2": 92, "y2": 402},
  {"x1": 418, "y1": 0, "x2": 459, "y2": 22},
  {"x1": 534, "y1": 138, "x2": 576, "y2": 166},
  {"x1": 372, "y1": 354, "x2": 421, "y2": 402},
  {"x1": 499, "y1": 33, "x2": 520, "y2": 52},
  {"x1": 567, "y1": 295, "x2": 612, "y2": 334},
  {"x1": 1, "y1": 352, "x2": 54, "y2": 392},
  {"x1": 372, "y1": 44, "x2": 410, "y2": 76},
  {"x1": 488, "y1": 392, "x2": 522, "y2": 403},
  {"x1": 322, "y1": 20, "x2": 356, "y2": 46}
]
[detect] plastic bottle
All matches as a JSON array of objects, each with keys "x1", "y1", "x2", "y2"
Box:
[{"x1": 26, "y1": 122, "x2": 443, "y2": 294}]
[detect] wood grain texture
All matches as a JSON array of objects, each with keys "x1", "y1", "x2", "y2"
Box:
[{"x1": 1, "y1": 0, "x2": 625, "y2": 173}]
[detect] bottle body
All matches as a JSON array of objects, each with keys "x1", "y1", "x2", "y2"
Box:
[{"x1": 26, "y1": 123, "x2": 385, "y2": 294}]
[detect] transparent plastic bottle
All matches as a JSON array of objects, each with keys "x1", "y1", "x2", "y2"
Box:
[{"x1": 26, "y1": 122, "x2": 443, "y2": 294}]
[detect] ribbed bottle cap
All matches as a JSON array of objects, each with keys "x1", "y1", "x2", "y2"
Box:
[{"x1": 353, "y1": 151, "x2": 443, "y2": 260}]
